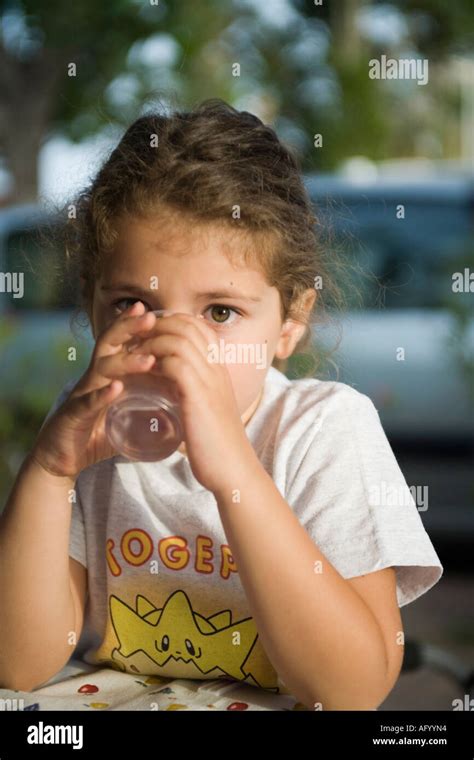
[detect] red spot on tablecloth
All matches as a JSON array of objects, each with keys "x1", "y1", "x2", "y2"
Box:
[{"x1": 78, "y1": 684, "x2": 99, "y2": 694}]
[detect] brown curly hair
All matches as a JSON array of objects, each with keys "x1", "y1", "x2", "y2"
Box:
[{"x1": 58, "y1": 96, "x2": 352, "y2": 378}]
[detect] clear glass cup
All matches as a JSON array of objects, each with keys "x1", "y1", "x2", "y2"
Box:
[{"x1": 105, "y1": 309, "x2": 183, "y2": 462}]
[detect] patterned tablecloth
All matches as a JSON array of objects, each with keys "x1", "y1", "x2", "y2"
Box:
[{"x1": 0, "y1": 658, "x2": 309, "y2": 712}]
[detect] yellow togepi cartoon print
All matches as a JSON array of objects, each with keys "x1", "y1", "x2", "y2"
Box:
[{"x1": 96, "y1": 589, "x2": 281, "y2": 692}]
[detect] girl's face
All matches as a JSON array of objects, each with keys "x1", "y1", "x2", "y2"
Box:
[{"x1": 91, "y1": 213, "x2": 313, "y2": 424}]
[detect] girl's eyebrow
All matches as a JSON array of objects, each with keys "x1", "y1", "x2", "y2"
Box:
[
  {"x1": 195, "y1": 289, "x2": 262, "y2": 302},
  {"x1": 101, "y1": 284, "x2": 262, "y2": 302}
]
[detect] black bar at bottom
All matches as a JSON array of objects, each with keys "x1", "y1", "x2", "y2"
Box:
[{"x1": 0, "y1": 709, "x2": 472, "y2": 757}]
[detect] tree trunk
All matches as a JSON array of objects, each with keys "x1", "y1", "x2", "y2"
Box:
[
  {"x1": 3, "y1": 126, "x2": 43, "y2": 204},
  {"x1": 0, "y1": 46, "x2": 66, "y2": 204},
  {"x1": 330, "y1": 0, "x2": 367, "y2": 65}
]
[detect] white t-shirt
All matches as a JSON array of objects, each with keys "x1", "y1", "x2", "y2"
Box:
[{"x1": 44, "y1": 366, "x2": 443, "y2": 696}]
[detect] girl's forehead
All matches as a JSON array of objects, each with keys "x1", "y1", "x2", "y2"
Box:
[
  {"x1": 115, "y1": 212, "x2": 267, "y2": 260},
  {"x1": 108, "y1": 243, "x2": 256, "y2": 280},
  {"x1": 109, "y1": 222, "x2": 265, "y2": 279}
]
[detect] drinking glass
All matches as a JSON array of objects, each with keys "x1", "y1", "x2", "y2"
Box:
[{"x1": 105, "y1": 309, "x2": 183, "y2": 461}]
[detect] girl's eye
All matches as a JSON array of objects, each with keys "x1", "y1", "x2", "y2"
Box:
[
  {"x1": 204, "y1": 304, "x2": 240, "y2": 328},
  {"x1": 112, "y1": 297, "x2": 148, "y2": 313}
]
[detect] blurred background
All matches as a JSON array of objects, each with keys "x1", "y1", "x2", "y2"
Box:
[{"x1": 0, "y1": 0, "x2": 473, "y2": 709}]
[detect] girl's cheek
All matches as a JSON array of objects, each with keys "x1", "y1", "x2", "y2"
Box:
[{"x1": 227, "y1": 364, "x2": 256, "y2": 393}]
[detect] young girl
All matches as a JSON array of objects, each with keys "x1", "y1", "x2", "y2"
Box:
[{"x1": 0, "y1": 98, "x2": 443, "y2": 710}]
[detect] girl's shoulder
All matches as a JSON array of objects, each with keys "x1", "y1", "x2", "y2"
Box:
[{"x1": 266, "y1": 366, "x2": 377, "y2": 418}]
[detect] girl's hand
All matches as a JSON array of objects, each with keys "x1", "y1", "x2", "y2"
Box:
[
  {"x1": 31, "y1": 301, "x2": 159, "y2": 480},
  {"x1": 129, "y1": 312, "x2": 258, "y2": 493}
]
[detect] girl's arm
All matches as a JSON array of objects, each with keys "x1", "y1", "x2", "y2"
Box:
[
  {"x1": 0, "y1": 301, "x2": 155, "y2": 691},
  {"x1": 0, "y1": 454, "x2": 86, "y2": 691},
  {"x1": 213, "y1": 453, "x2": 404, "y2": 711}
]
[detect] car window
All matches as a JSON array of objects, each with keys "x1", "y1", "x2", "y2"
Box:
[
  {"x1": 312, "y1": 195, "x2": 474, "y2": 309},
  {"x1": 2, "y1": 224, "x2": 79, "y2": 311}
]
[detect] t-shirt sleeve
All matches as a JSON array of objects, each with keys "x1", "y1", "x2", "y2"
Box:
[
  {"x1": 285, "y1": 386, "x2": 443, "y2": 608},
  {"x1": 40, "y1": 378, "x2": 87, "y2": 568},
  {"x1": 69, "y1": 482, "x2": 87, "y2": 569}
]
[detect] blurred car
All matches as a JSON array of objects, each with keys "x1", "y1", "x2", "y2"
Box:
[{"x1": 306, "y1": 173, "x2": 474, "y2": 443}]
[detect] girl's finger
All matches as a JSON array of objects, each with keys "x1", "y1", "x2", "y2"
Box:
[
  {"x1": 131, "y1": 333, "x2": 211, "y2": 385},
  {"x1": 96, "y1": 302, "x2": 157, "y2": 356},
  {"x1": 95, "y1": 350, "x2": 156, "y2": 380},
  {"x1": 150, "y1": 355, "x2": 202, "y2": 401},
  {"x1": 65, "y1": 380, "x2": 125, "y2": 423},
  {"x1": 130, "y1": 315, "x2": 214, "y2": 362},
  {"x1": 73, "y1": 351, "x2": 156, "y2": 398},
  {"x1": 72, "y1": 304, "x2": 156, "y2": 397}
]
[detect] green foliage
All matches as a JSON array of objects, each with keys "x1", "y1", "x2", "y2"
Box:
[
  {"x1": 0, "y1": 327, "x2": 88, "y2": 509},
  {"x1": 2, "y1": 0, "x2": 474, "y2": 179}
]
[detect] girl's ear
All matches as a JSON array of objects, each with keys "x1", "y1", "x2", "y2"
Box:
[{"x1": 274, "y1": 288, "x2": 316, "y2": 361}]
